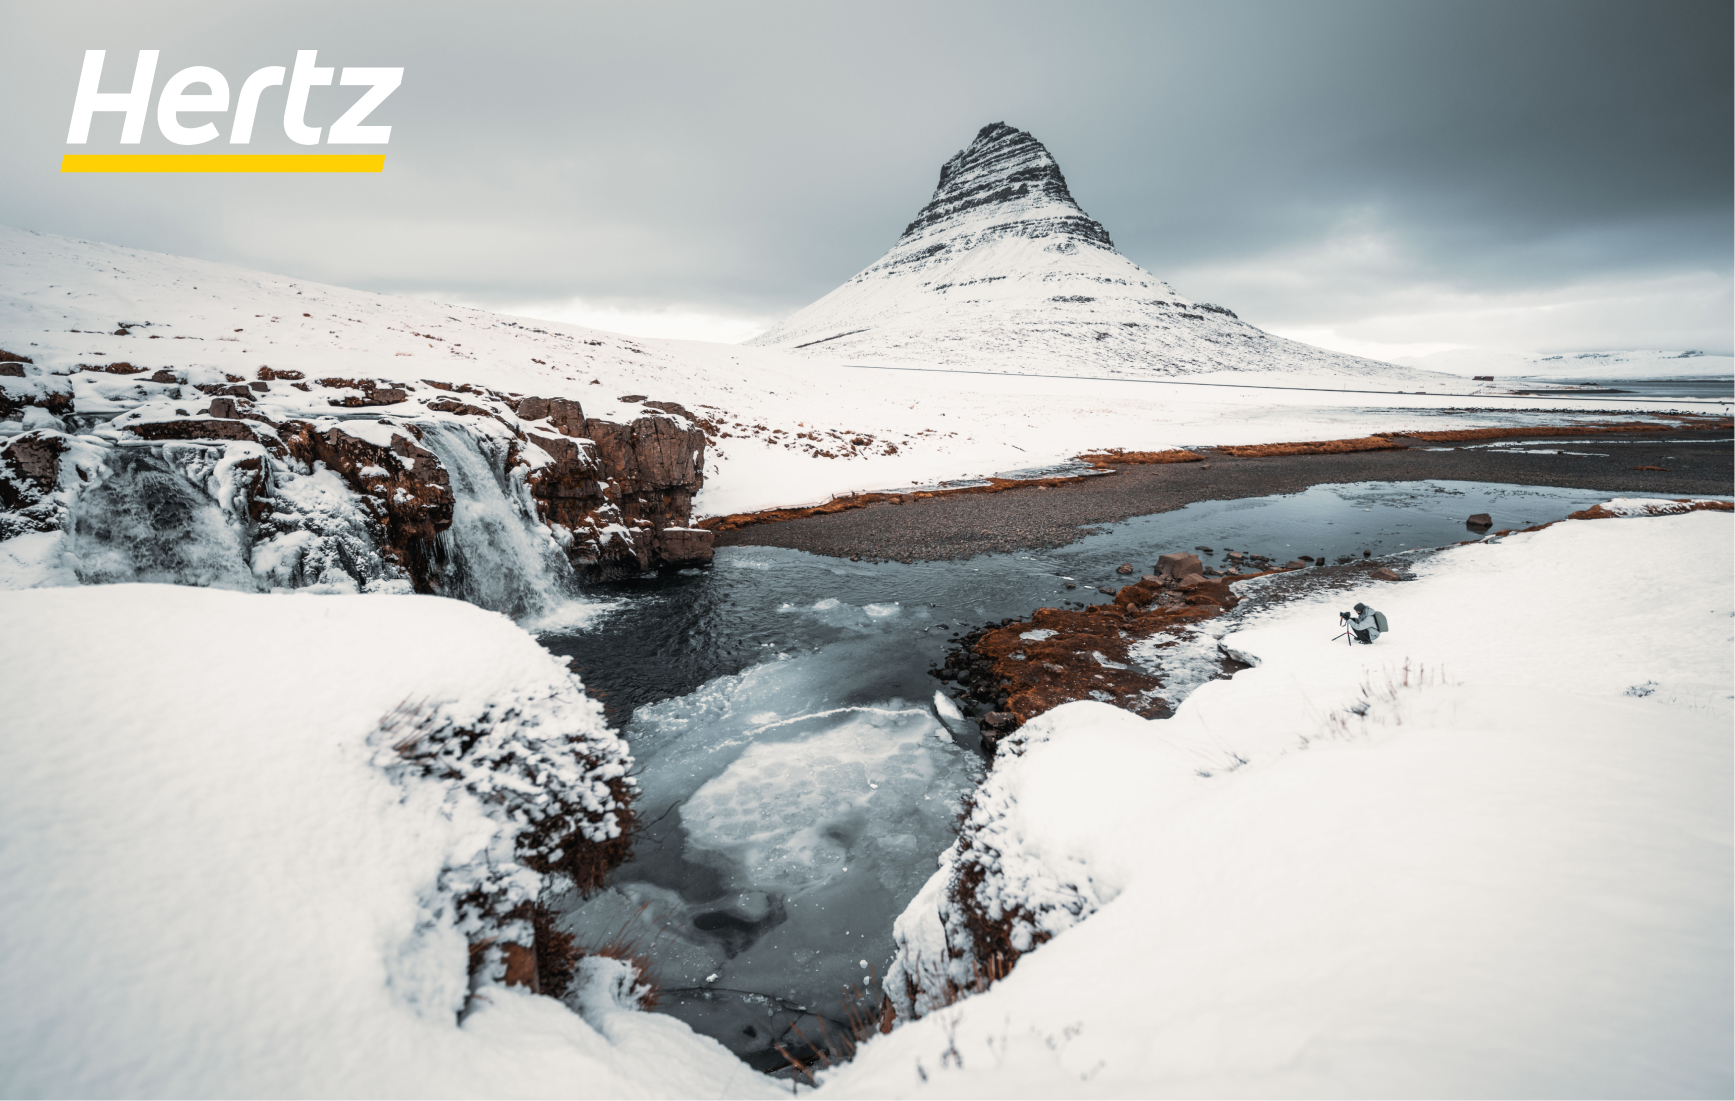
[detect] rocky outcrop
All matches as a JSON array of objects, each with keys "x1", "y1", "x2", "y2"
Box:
[
  {"x1": 0, "y1": 362, "x2": 712, "y2": 603},
  {"x1": 279, "y1": 420, "x2": 456, "y2": 590},
  {"x1": 0, "y1": 431, "x2": 64, "y2": 506},
  {"x1": 934, "y1": 572, "x2": 1245, "y2": 748},
  {"x1": 0, "y1": 431, "x2": 68, "y2": 536},
  {"x1": 894, "y1": 121, "x2": 1114, "y2": 256}
]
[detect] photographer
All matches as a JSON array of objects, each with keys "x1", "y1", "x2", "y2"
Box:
[{"x1": 1341, "y1": 603, "x2": 1382, "y2": 644}]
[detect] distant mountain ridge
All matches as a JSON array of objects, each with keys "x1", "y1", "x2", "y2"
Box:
[
  {"x1": 750, "y1": 122, "x2": 1431, "y2": 382},
  {"x1": 1396, "y1": 347, "x2": 1735, "y2": 380}
]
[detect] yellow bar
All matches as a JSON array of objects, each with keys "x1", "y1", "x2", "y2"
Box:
[{"x1": 61, "y1": 154, "x2": 386, "y2": 173}]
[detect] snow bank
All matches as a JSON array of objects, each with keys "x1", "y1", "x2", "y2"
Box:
[
  {"x1": 841, "y1": 510, "x2": 1732, "y2": 1098},
  {"x1": 0, "y1": 585, "x2": 775, "y2": 1098}
]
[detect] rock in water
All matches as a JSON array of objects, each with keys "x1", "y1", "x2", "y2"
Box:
[
  {"x1": 1156, "y1": 552, "x2": 1203, "y2": 579},
  {"x1": 1467, "y1": 513, "x2": 1494, "y2": 529},
  {"x1": 748, "y1": 122, "x2": 1429, "y2": 383}
]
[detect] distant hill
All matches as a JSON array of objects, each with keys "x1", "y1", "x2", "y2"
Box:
[{"x1": 1395, "y1": 348, "x2": 1734, "y2": 380}]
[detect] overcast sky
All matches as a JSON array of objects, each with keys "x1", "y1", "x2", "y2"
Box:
[{"x1": 4, "y1": 0, "x2": 1729, "y2": 357}]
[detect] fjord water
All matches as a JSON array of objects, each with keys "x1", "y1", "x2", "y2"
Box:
[{"x1": 538, "y1": 480, "x2": 1680, "y2": 1065}]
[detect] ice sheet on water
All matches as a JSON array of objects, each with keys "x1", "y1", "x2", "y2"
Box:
[{"x1": 682, "y1": 707, "x2": 941, "y2": 893}]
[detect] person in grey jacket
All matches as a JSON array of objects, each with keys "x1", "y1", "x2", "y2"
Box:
[{"x1": 1344, "y1": 603, "x2": 1381, "y2": 643}]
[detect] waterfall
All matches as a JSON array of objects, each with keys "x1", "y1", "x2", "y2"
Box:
[
  {"x1": 415, "y1": 421, "x2": 581, "y2": 621},
  {"x1": 69, "y1": 445, "x2": 260, "y2": 591}
]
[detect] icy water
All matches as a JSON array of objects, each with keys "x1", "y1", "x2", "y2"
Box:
[{"x1": 539, "y1": 480, "x2": 1690, "y2": 1067}]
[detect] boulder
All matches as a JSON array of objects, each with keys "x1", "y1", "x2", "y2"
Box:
[
  {"x1": 0, "y1": 430, "x2": 66, "y2": 509},
  {"x1": 656, "y1": 526, "x2": 714, "y2": 568},
  {"x1": 1466, "y1": 513, "x2": 1493, "y2": 528},
  {"x1": 1156, "y1": 552, "x2": 1202, "y2": 579},
  {"x1": 516, "y1": 396, "x2": 587, "y2": 437},
  {"x1": 1115, "y1": 563, "x2": 1134, "y2": 574}
]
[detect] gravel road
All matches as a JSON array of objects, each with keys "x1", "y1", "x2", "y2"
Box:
[{"x1": 714, "y1": 428, "x2": 1734, "y2": 561}]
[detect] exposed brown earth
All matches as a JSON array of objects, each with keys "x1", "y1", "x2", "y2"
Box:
[
  {"x1": 941, "y1": 491, "x2": 1735, "y2": 742},
  {"x1": 1215, "y1": 436, "x2": 1406, "y2": 457},
  {"x1": 1380, "y1": 417, "x2": 1730, "y2": 443},
  {"x1": 1072, "y1": 448, "x2": 1203, "y2": 466}
]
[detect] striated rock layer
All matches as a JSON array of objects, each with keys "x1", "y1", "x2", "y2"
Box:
[
  {"x1": 750, "y1": 122, "x2": 1417, "y2": 381},
  {"x1": 0, "y1": 359, "x2": 712, "y2": 609}
]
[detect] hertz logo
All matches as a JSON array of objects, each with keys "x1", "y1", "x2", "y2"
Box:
[{"x1": 62, "y1": 50, "x2": 400, "y2": 173}]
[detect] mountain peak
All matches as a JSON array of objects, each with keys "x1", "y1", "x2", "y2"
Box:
[
  {"x1": 748, "y1": 123, "x2": 1404, "y2": 383},
  {"x1": 897, "y1": 122, "x2": 1112, "y2": 249}
]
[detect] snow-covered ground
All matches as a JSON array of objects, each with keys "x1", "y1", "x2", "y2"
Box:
[
  {"x1": 5, "y1": 510, "x2": 1723, "y2": 1098},
  {"x1": 841, "y1": 508, "x2": 1733, "y2": 1098},
  {"x1": 1398, "y1": 347, "x2": 1734, "y2": 381},
  {"x1": 0, "y1": 584, "x2": 779, "y2": 1098},
  {"x1": 3, "y1": 225, "x2": 1709, "y2": 521}
]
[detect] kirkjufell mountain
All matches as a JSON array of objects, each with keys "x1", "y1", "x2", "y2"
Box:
[{"x1": 751, "y1": 122, "x2": 1409, "y2": 380}]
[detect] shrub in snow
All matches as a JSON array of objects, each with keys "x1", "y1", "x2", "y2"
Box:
[{"x1": 372, "y1": 688, "x2": 636, "y2": 999}]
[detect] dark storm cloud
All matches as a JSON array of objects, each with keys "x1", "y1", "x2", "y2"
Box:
[{"x1": 2, "y1": 0, "x2": 1728, "y2": 350}]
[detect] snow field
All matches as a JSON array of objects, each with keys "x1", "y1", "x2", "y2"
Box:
[
  {"x1": 842, "y1": 510, "x2": 1733, "y2": 1097},
  {"x1": 3, "y1": 226, "x2": 1704, "y2": 523},
  {"x1": 0, "y1": 584, "x2": 777, "y2": 1099}
]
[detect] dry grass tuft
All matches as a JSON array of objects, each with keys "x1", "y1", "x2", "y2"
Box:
[
  {"x1": 776, "y1": 966, "x2": 896, "y2": 1089},
  {"x1": 1074, "y1": 448, "x2": 1203, "y2": 467},
  {"x1": 1378, "y1": 422, "x2": 1677, "y2": 443},
  {"x1": 1216, "y1": 436, "x2": 1408, "y2": 457}
]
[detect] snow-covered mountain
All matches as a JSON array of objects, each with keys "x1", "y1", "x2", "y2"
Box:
[{"x1": 749, "y1": 122, "x2": 1414, "y2": 380}]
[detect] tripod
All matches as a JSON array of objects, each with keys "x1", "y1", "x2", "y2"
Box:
[{"x1": 1331, "y1": 613, "x2": 1356, "y2": 646}]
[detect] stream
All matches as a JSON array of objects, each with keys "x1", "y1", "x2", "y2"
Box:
[{"x1": 538, "y1": 478, "x2": 1680, "y2": 1069}]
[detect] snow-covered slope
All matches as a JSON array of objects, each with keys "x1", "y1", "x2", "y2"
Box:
[
  {"x1": 748, "y1": 122, "x2": 1425, "y2": 382},
  {"x1": 1397, "y1": 347, "x2": 1735, "y2": 380},
  {"x1": 0, "y1": 584, "x2": 776, "y2": 1098},
  {"x1": 832, "y1": 508, "x2": 1734, "y2": 1097}
]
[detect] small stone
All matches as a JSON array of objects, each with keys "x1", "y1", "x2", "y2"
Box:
[
  {"x1": 1371, "y1": 567, "x2": 1402, "y2": 581},
  {"x1": 1115, "y1": 563, "x2": 1134, "y2": 574}
]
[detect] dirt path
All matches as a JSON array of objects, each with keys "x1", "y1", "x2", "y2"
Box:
[{"x1": 715, "y1": 428, "x2": 1733, "y2": 561}]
